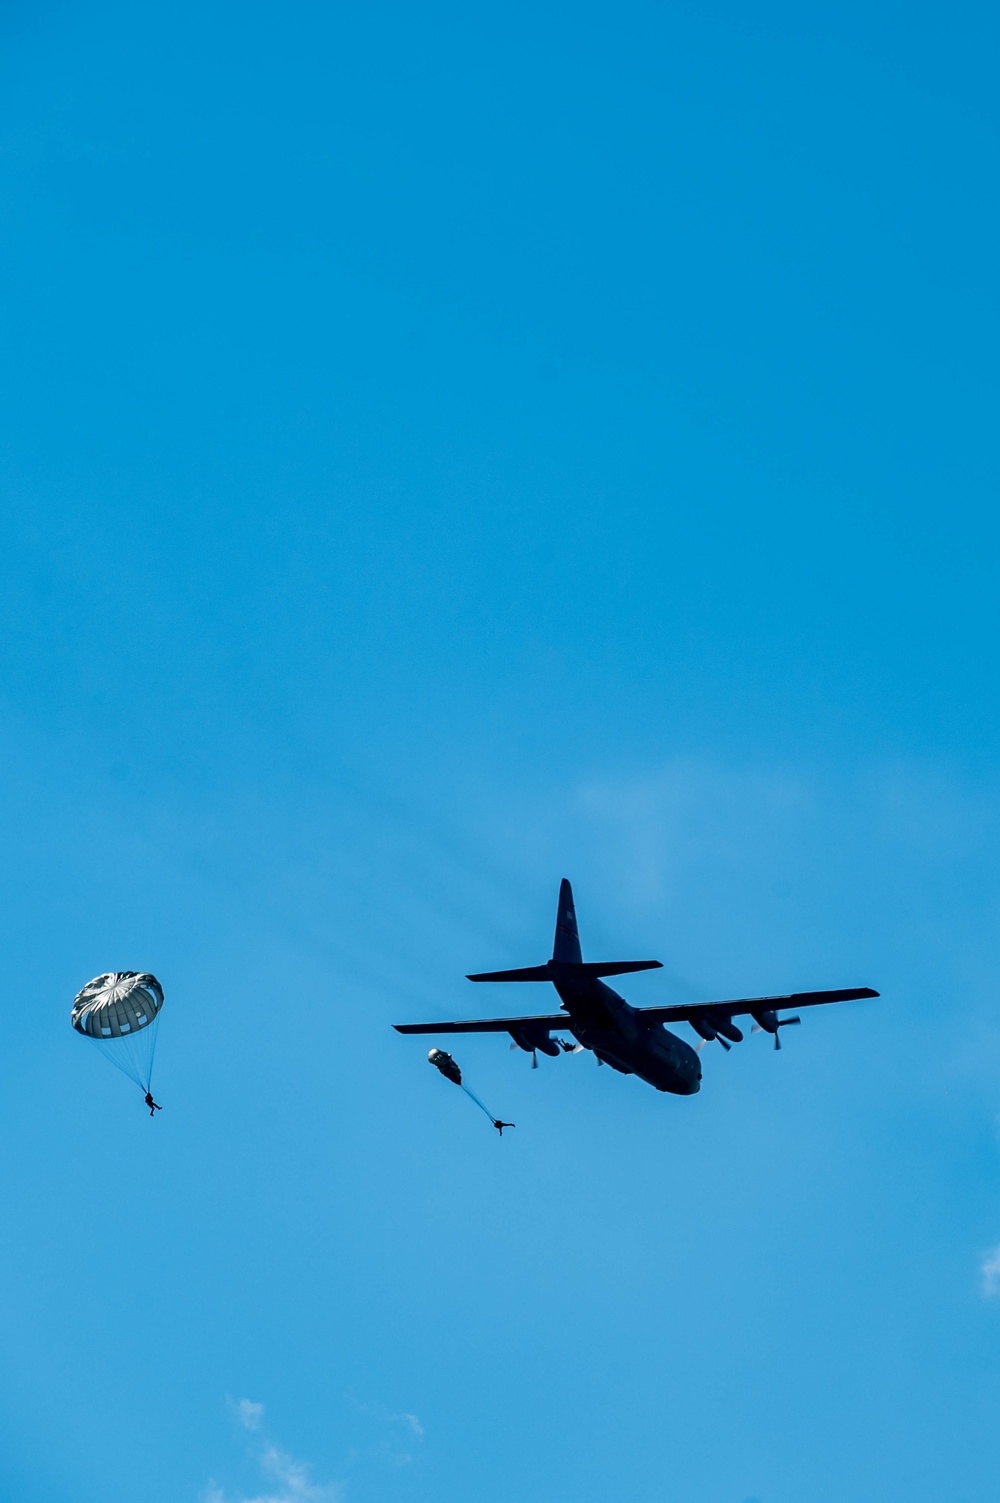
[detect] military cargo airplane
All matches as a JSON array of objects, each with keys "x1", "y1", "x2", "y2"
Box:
[{"x1": 394, "y1": 880, "x2": 878, "y2": 1096}]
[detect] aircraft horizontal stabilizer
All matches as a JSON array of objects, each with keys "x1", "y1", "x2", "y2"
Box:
[
  {"x1": 465, "y1": 965, "x2": 553, "y2": 983},
  {"x1": 466, "y1": 959, "x2": 663, "y2": 983}
]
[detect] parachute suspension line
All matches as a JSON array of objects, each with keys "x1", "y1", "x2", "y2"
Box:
[
  {"x1": 144, "y1": 1012, "x2": 160, "y2": 1089},
  {"x1": 88, "y1": 1014, "x2": 159, "y2": 1093},
  {"x1": 461, "y1": 1084, "x2": 498, "y2": 1125}
]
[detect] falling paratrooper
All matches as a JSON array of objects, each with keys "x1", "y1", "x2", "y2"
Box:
[
  {"x1": 72, "y1": 972, "x2": 164, "y2": 1115},
  {"x1": 427, "y1": 1048, "x2": 513, "y2": 1137}
]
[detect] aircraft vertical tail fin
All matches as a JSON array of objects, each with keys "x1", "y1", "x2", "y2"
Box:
[
  {"x1": 464, "y1": 880, "x2": 662, "y2": 982},
  {"x1": 553, "y1": 878, "x2": 583, "y2": 964}
]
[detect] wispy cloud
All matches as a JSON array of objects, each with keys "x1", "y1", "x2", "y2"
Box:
[
  {"x1": 981, "y1": 1245, "x2": 1000, "y2": 1296},
  {"x1": 204, "y1": 1400, "x2": 342, "y2": 1503},
  {"x1": 236, "y1": 1399, "x2": 265, "y2": 1433},
  {"x1": 345, "y1": 1396, "x2": 424, "y2": 1465}
]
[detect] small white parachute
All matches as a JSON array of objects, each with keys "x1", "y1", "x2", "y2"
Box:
[{"x1": 72, "y1": 972, "x2": 163, "y2": 1094}]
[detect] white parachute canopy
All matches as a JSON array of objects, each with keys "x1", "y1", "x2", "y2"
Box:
[{"x1": 72, "y1": 972, "x2": 163, "y2": 1093}]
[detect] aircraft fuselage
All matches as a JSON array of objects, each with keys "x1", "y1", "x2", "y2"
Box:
[{"x1": 555, "y1": 976, "x2": 702, "y2": 1095}]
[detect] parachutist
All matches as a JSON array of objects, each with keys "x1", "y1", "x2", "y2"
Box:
[
  {"x1": 72, "y1": 974, "x2": 165, "y2": 1104},
  {"x1": 493, "y1": 1119, "x2": 515, "y2": 1137}
]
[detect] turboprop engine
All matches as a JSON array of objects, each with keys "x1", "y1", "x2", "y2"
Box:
[
  {"x1": 508, "y1": 1024, "x2": 561, "y2": 1058},
  {"x1": 689, "y1": 1010, "x2": 745, "y2": 1049},
  {"x1": 750, "y1": 1010, "x2": 801, "y2": 1050}
]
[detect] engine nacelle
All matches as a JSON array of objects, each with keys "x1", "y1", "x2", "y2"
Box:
[
  {"x1": 690, "y1": 1014, "x2": 719, "y2": 1043},
  {"x1": 508, "y1": 1025, "x2": 561, "y2": 1057},
  {"x1": 691, "y1": 1011, "x2": 744, "y2": 1044}
]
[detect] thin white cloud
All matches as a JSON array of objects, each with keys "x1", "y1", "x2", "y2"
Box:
[
  {"x1": 206, "y1": 1401, "x2": 342, "y2": 1503},
  {"x1": 237, "y1": 1399, "x2": 265, "y2": 1433},
  {"x1": 401, "y1": 1413, "x2": 424, "y2": 1440},
  {"x1": 344, "y1": 1395, "x2": 425, "y2": 1466},
  {"x1": 981, "y1": 1245, "x2": 1000, "y2": 1296}
]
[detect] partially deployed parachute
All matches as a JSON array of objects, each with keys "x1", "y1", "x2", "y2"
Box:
[
  {"x1": 427, "y1": 1048, "x2": 512, "y2": 1135},
  {"x1": 72, "y1": 972, "x2": 163, "y2": 1095}
]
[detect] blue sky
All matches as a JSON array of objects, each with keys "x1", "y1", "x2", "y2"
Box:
[{"x1": 0, "y1": 1, "x2": 999, "y2": 1499}]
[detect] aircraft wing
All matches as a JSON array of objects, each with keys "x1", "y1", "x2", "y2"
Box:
[
  {"x1": 393, "y1": 1013, "x2": 571, "y2": 1036},
  {"x1": 392, "y1": 988, "x2": 877, "y2": 1038},
  {"x1": 631, "y1": 986, "x2": 878, "y2": 1024}
]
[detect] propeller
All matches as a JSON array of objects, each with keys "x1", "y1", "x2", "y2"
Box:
[
  {"x1": 773, "y1": 1015, "x2": 801, "y2": 1049},
  {"x1": 558, "y1": 1038, "x2": 584, "y2": 1054},
  {"x1": 751, "y1": 1014, "x2": 801, "y2": 1050},
  {"x1": 696, "y1": 1035, "x2": 731, "y2": 1052}
]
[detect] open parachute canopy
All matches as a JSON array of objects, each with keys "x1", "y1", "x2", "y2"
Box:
[{"x1": 72, "y1": 972, "x2": 163, "y2": 1093}]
